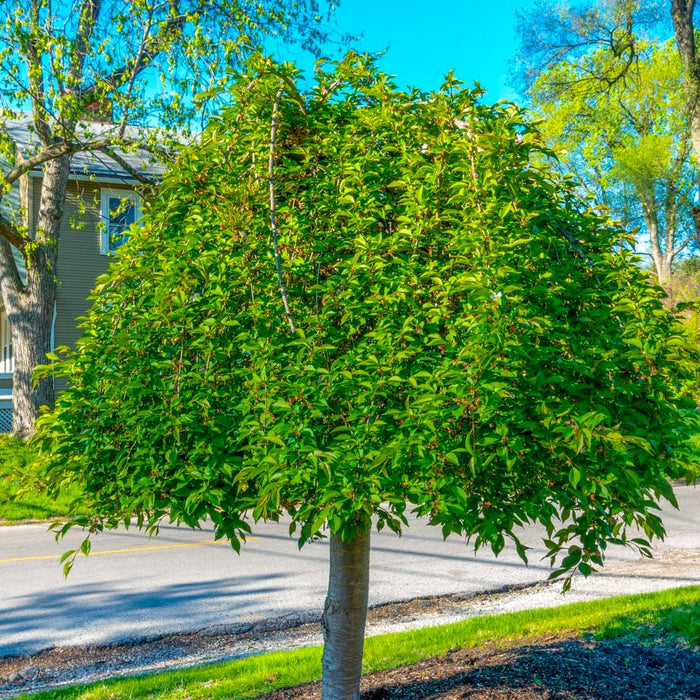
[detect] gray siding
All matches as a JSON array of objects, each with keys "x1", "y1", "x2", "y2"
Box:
[
  {"x1": 0, "y1": 155, "x2": 20, "y2": 221},
  {"x1": 53, "y1": 180, "x2": 133, "y2": 391},
  {"x1": 0, "y1": 158, "x2": 27, "y2": 282},
  {"x1": 0, "y1": 175, "x2": 137, "y2": 397},
  {"x1": 55, "y1": 180, "x2": 110, "y2": 350}
]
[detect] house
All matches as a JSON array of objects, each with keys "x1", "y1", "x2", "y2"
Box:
[{"x1": 0, "y1": 117, "x2": 165, "y2": 430}]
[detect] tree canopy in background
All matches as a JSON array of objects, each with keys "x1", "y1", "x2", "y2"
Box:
[
  {"x1": 38, "y1": 55, "x2": 699, "y2": 699},
  {"x1": 0, "y1": 0, "x2": 342, "y2": 140},
  {"x1": 512, "y1": 0, "x2": 668, "y2": 95},
  {"x1": 0, "y1": 0, "x2": 343, "y2": 437},
  {"x1": 523, "y1": 38, "x2": 694, "y2": 286},
  {"x1": 512, "y1": 0, "x2": 700, "y2": 288}
]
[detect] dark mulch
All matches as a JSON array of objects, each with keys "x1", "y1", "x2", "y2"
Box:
[{"x1": 258, "y1": 633, "x2": 700, "y2": 699}]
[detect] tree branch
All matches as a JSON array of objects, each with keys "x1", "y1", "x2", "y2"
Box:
[
  {"x1": 25, "y1": 0, "x2": 52, "y2": 147},
  {"x1": 118, "y1": 5, "x2": 157, "y2": 137},
  {"x1": 80, "y1": 5, "x2": 190, "y2": 101},
  {"x1": 3, "y1": 136, "x2": 159, "y2": 185},
  {"x1": 68, "y1": 0, "x2": 102, "y2": 89},
  {"x1": 554, "y1": 225, "x2": 594, "y2": 267},
  {"x1": 0, "y1": 235, "x2": 25, "y2": 302},
  {"x1": 672, "y1": 236, "x2": 694, "y2": 257},
  {"x1": 0, "y1": 210, "x2": 27, "y2": 253},
  {"x1": 101, "y1": 146, "x2": 157, "y2": 186},
  {"x1": 268, "y1": 85, "x2": 296, "y2": 333}
]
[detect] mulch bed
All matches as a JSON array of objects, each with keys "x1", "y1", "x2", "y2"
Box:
[{"x1": 258, "y1": 633, "x2": 700, "y2": 699}]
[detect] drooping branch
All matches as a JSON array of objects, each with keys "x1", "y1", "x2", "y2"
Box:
[
  {"x1": 268, "y1": 85, "x2": 296, "y2": 333},
  {"x1": 101, "y1": 146, "x2": 157, "y2": 186},
  {"x1": 554, "y1": 225, "x2": 594, "y2": 267},
  {"x1": 279, "y1": 75, "x2": 307, "y2": 116}
]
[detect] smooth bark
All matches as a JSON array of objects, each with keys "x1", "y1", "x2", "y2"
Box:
[
  {"x1": 643, "y1": 200, "x2": 674, "y2": 287},
  {"x1": 321, "y1": 528, "x2": 371, "y2": 700}
]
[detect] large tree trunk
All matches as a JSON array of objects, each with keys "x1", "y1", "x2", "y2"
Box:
[
  {"x1": 9, "y1": 273, "x2": 57, "y2": 439},
  {"x1": 0, "y1": 156, "x2": 69, "y2": 438},
  {"x1": 321, "y1": 528, "x2": 371, "y2": 700}
]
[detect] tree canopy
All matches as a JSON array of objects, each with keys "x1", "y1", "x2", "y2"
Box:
[
  {"x1": 511, "y1": 0, "x2": 668, "y2": 95},
  {"x1": 511, "y1": 0, "x2": 700, "y2": 289},
  {"x1": 37, "y1": 55, "x2": 699, "y2": 698},
  {"x1": 524, "y1": 37, "x2": 696, "y2": 286}
]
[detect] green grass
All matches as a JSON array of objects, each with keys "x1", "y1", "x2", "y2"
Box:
[
  {"x1": 15, "y1": 585, "x2": 700, "y2": 700},
  {"x1": 0, "y1": 436, "x2": 82, "y2": 523}
]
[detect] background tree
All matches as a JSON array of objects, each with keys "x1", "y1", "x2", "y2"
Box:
[
  {"x1": 512, "y1": 1, "x2": 667, "y2": 86},
  {"x1": 666, "y1": 256, "x2": 700, "y2": 343},
  {"x1": 524, "y1": 38, "x2": 696, "y2": 286},
  {"x1": 670, "y1": 1, "x2": 700, "y2": 213},
  {"x1": 516, "y1": 1, "x2": 700, "y2": 219},
  {"x1": 38, "y1": 57, "x2": 698, "y2": 700},
  {"x1": 0, "y1": 0, "x2": 342, "y2": 438}
]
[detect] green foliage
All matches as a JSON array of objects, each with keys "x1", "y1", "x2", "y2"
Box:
[
  {"x1": 522, "y1": 28, "x2": 696, "y2": 286},
  {"x1": 667, "y1": 261, "x2": 700, "y2": 345},
  {"x1": 37, "y1": 55, "x2": 699, "y2": 582},
  {"x1": 0, "y1": 435, "x2": 81, "y2": 522},
  {"x1": 676, "y1": 257, "x2": 700, "y2": 277}
]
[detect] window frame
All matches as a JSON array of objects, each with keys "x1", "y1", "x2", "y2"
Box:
[
  {"x1": 99, "y1": 188, "x2": 141, "y2": 255},
  {"x1": 0, "y1": 311, "x2": 12, "y2": 377}
]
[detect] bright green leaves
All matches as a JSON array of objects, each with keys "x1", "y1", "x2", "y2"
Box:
[
  {"x1": 526, "y1": 34, "x2": 693, "y2": 286},
  {"x1": 37, "y1": 55, "x2": 698, "y2": 581}
]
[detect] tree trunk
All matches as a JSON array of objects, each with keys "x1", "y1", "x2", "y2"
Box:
[
  {"x1": 321, "y1": 528, "x2": 371, "y2": 700},
  {"x1": 644, "y1": 205, "x2": 670, "y2": 289},
  {"x1": 9, "y1": 295, "x2": 55, "y2": 439},
  {"x1": 0, "y1": 156, "x2": 69, "y2": 438},
  {"x1": 655, "y1": 255, "x2": 673, "y2": 290}
]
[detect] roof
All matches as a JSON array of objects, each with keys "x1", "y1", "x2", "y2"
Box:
[{"x1": 2, "y1": 116, "x2": 168, "y2": 184}]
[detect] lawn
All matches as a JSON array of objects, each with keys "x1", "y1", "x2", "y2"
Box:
[
  {"x1": 11, "y1": 585, "x2": 700, "y2": 700},
  {"x1": 0, "y1": 436, "x2": 82, "y2": 523}
]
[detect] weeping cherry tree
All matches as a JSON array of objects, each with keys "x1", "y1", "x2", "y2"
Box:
[{"x1": 37, "y1": 55, "x2": 698, "y2": 700}]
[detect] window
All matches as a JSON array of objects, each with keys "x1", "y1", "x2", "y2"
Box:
[
  {"x1": 100, "y1": 189, "x2": 141, "y2": 255},
  {"x1": 0, "y1": 312, "x2": 12, "y2": 376}
]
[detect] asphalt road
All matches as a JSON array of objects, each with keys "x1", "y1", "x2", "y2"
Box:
[{"x1": 1, "y1": 485, "x2": 698, "y2": 657}]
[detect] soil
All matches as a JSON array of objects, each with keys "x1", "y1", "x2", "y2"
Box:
[{"x1": 259, "y1": 633, "x2": 700, "y2": 700}]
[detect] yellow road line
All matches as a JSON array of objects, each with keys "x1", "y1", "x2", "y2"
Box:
[{"x1": 0, "y1": 538, "x2": 257, "y2": 564}]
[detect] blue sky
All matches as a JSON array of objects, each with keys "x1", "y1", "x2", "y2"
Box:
[{"x1": 284, "y1": 1, "x2": 537, "y2": 102}]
